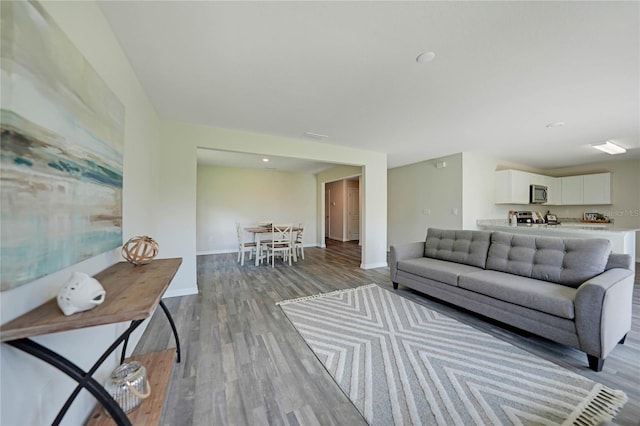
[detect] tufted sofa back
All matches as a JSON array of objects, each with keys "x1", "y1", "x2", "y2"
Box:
[
  {"x1": 486, "y1": 231, "x2": 612, "y2": 287},
  {"x1": 424, "y1": 228, "x2": 492, "y2": 268}
]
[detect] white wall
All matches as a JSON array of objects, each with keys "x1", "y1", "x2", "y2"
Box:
[
  {"x1": 462, "y1": 153, "x2": 507, "y2": 229},
  {"x1": 1, "y1": 2, "x2": 162, "y2": 424},
  {"x1": 196, "y1": 165, "x2": 317, "y2": 253},
  {"x1": 387, "y1": 153, "x2": 463, "y2": 247}
]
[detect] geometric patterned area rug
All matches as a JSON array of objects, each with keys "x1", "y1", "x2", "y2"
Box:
[{"x1": 277, "y1": 284, "x2": 627, "y2": 426}]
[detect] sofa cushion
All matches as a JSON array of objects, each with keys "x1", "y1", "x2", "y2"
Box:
[
  {"x1": 424, "y1": 228, "x2": 492, "y2": 269},
  {"x1": 459, "y1": 270, "x2": 577, "y2": 319},
  {"x1": 486, "y1": 232, "x2": 611, "y2": 288},
  {"x1": 397, "y1": 257, "x2": 483, "y2": 287}
]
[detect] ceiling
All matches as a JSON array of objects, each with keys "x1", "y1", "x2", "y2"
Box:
[{"x1": 99, "y1": 1, "x2": 639, "y2": 172}]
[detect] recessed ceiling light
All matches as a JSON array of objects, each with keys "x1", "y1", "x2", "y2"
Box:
[
  {"x1": 592, "y1": 140, "x2": 626, "y2": 155},
  {"x1": 416, "y1": 51, "x2": 436, "y2": 64},
  {"x1": 262, "y1": 158, "x2": 270, "y2": 162},
  {"x1": 545, "y1": 122, "x2": 565, "y2": 128},
  {"x1": 304, "y1": 131, "x2": 329, "y2": 139}
]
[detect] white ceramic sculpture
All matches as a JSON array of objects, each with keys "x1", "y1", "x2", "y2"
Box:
[{"x1": 57, "y1": 272, "x2": 106, "y2": 316}]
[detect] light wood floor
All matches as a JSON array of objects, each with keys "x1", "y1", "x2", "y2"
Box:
[{"x1": 134, "y1": 240, "x2": 640, "y2": 426}]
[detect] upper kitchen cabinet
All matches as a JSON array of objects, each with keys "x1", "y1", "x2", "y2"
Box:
[
  {"x1": 560, "y1": 175, "x2": 583, "y2": 205},
  {"x1": 560, "y1": 173, "x2": 611, "y2": 205},
  {"x1": 583, "y1": 173, "x2": 611, "y2": 204},
  {"x1": 495, "y1": 169, "x2": 532, "y2": 204},
  {"x1": 495, "y1": 169, "x2": 611, "y2": 205},
  {"x1": 543, "y1": 176, "x2": 562, "y2": 205}
]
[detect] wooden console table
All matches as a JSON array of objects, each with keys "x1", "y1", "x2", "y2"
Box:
[{"x1": 0, "y1": 258, "x2": 183, "y2": 426}]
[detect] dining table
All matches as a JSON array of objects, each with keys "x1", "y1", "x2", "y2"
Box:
[{"x1": 244, "y1": 225, "x2": 303, "y2": 266}]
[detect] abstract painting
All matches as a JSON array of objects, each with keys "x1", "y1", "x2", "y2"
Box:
[{"x1": 1, "y1": 1, "x2": 124, "y2": 291}]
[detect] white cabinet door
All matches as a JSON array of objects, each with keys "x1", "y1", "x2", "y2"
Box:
[
  {"x1": 583, "y1": 173, "x2": 611, "y2": 204},
  {"x1": 544, "y1": 176, "x2": 561, "y2": 205},
  {"x1": 495, "y1": 170, "x2": 531, "y2": 204},
  {"x1": 561, "y1": 176, "x2": 583, "y2": 205},
  {"x1": 511, "y1": 170, "x2": 531, "y2": 204},
  {"x1": 530, "y1": 173, "x2": 546, "y2": 186},
  {"x1": 494, "y1": 170, "x2": 511, "y2": 204}
]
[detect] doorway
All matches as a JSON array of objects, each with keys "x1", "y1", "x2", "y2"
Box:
[
  {"x1": 325, "y1": 189, "x2": 330, "y2": 239},
  {"x1": 324, "y1": 177, "x2": 360, "y2": 243},
  {"x1": 347, "y1": 186, "x2": 360, "y2": 241}
]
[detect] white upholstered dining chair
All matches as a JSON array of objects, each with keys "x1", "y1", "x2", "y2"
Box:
[
  {"x1": 235, "y1": 222, "x2": 257, "y2": 266},
  {"x1": 262, "y1": 224, "x2": 293, "y2": 267},
  {"x1": 292, "y1": 223, "x2": 305, "y2": 261}
]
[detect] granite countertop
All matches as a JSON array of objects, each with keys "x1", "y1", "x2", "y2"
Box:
[{"x1": 476, "y1": 219, "x2": 639, "y2": 234}]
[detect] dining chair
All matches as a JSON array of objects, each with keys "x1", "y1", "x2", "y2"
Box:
[
  {"x1": 292, "y1": 223, "x2": 304, "y2": 261},
  {"x1": 235, "y1": 222, "x2": 257, "y2": 266},
  {"x1": 262, "y1": 224, "x2": 293, "y2": 268}
]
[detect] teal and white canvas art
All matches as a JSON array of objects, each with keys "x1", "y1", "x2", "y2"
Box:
[{"x1": 0, "y1": 1, "x2": 125, "y2": 291}]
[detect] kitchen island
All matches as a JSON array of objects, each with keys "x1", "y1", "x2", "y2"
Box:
[{"x1": 476, "y1": 219, "x2": 638, "y2": 270}]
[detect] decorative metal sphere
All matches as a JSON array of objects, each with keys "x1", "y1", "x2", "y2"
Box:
[{"x1": 122, "y1": 236, "x2": 159, "y2": 266}]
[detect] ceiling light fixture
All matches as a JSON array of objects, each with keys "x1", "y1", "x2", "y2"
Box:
[
  {"x1": 304, "y1": 131, "x2": 329, "y2": 139},
  {"x1": 592, "y1": 140, "x2": 626, "y2": 155},
  {"x1": 416, "y1": 51, "x2": 436, "y2": 64},
  {"x1": 262, "y1": 158, "x2": 270, "y2": 162},
  {"x1": 545, "y1": 121, "x2": 565, "y2": 128}
]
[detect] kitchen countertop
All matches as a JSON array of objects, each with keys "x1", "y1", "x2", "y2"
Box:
[{"x1": 476, "y1": 219, "x2": 639, "y2": 234}]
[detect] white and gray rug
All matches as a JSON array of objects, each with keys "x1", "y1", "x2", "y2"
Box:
[{"x1": 277, "y1": 284, "x2": 627, "y2": 426}]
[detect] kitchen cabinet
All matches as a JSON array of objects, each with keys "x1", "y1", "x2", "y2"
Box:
[
  {"x1": 495, "y1": 169, "x2": 532, "y2": 204},
  {"x1": 495, "y1": 170, "x2": 612, "y2": 205},
  {"x1": 561, "y1": 173, "x2": 611, "y2": 205},
  {"x1": 561, "y1": 176, "x2": 583, "y2": 205},
  {"x1": 583, "y1": 173, "x2": 611, "y2": 204},
  {"x1": 543, "y1": 176, "x2": 561, "y2": 205}
]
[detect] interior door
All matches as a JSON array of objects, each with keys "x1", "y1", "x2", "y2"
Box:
[
  {"x1": 347, "y1": 187, "x2": 360, "y2": 241},
  {"x1": 325, "y1": 189, "x2": 330, "y2": 238}
]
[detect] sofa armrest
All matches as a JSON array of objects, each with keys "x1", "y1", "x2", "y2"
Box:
[
  {"x1": 574, "y1": 268, "x2": 634, "y2": 358},
  {"x1": 605, "y1": 253, "x2": 632, "y2": 270},
  {"x1": 389, "y1": 242, "x2": 425, "y2": 282}
]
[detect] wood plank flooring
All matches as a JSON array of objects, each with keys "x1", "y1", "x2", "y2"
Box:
[{"x1": 133, "y1": 240, "x2": 640, "y2": 426}]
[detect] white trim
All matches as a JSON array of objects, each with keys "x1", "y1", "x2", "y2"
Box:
[
  {"x1": 198, "y1": 243, "x2": 318, "y2": 257},
  {"x1": 197, "y1": 249, "x2": 236, "y2": 256},
  {"x1": 164, "y1": 287, "x2": 198, "y2": 298},
  {"x1": 360, "y1": 262, "x2": 388, "y2": 269}
]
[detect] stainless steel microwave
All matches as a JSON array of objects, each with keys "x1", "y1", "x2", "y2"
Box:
[{"x1": 530, "y1": 184, "x2": 548, "y2": 204}]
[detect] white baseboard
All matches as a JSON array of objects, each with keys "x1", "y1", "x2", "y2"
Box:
[
  {"x1": 360, "y1": 262, "x2": 388, "y2": 269},
  {"x1": 198, "y1": 243, "x2": 318, "y2": 257},
  {"x1": 196, "y1": 249, "x2": 235, "y2": 256},
  {"x1": 164, "y1": 287, "x2": 198, "y2": 298}
]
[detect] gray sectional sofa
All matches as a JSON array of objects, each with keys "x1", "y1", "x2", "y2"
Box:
[{"x1": 390, "y1": 228, "x2": 634, "y2": 371}]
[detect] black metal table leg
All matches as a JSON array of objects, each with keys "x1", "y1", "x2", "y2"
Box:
[
  {"x1": 159, "y1": 300, "x2": 181, "y2": 363},
  {"x1": 7, "y1": 338, "x2": 132, "y2": 426},
  {"x1": 120, "y1": 321, "x2": 134, "y2": 364},
  {"x1": 49, "y1": 320, "x2": 144, "y2": 425}
]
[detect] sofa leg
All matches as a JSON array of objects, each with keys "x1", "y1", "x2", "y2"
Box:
[
  {"x1": 587, "y1": 355, "x2": 604, "y2": 372},
  {"x1": 619, "y1": 334, "x2": 627, "y2": 345},
  {"x1": 393, "y1": 282, "x2": 398, "y2": 290}
]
